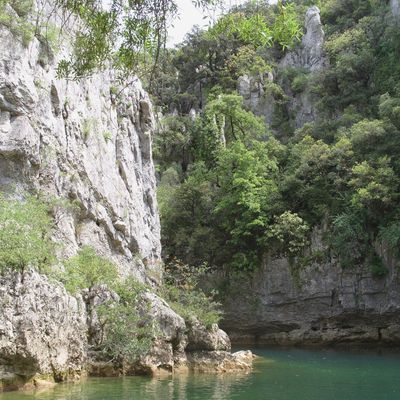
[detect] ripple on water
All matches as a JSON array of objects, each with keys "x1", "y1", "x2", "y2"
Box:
[{"x1": 1, "y1": 348, "x2": 400, "y2": 400}]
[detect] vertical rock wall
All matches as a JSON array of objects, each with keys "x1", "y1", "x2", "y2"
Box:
[{"x1": 0, "y1": 4, "x2": 161, "y2": 281}]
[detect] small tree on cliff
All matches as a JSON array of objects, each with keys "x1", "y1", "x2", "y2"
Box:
[{"x1": 0, "y1": 193, "x2": 55, "y2": 273}]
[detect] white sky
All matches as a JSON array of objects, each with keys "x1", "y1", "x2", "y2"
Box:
[{"x1": 167, "y1": 0, "x2": 278, "y2": 47}]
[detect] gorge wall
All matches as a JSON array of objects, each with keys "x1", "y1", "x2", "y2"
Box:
[
  {"x1": 220, "y1": 229, "x2": 400, "y2": 346},
  {"x1": 0, "y1": 4, "x2": 161, "y2": 282},
  {"x1": 0, "y1": 3, "x2": 253, "y2": 391},
  {"x1": 223, "y1": 4, "x2": 400, "y2": 346}
]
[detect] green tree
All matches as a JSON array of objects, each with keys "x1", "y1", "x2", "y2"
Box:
[
  {"x1": 61, "y1": 246, "x2": 118, "y2": 293},
  {"x1": 54, "y1": 0, "x2": 218, "y2": 80},
  {"x1": 0, "y1": 194, "x2": 55, "y2": 273},
  {"x1": 213, "y1": 140, "x2": 282, "y2": 270}
]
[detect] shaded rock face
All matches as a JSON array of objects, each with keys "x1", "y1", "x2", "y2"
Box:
[
  {"x1": 0, "y1": 271, "x2": 87, "y2": 391},
  {"x1": 0, "y1": 13, "x2": 161, "y2": 282},
  {"x1": 220, "y1": 230, "x2": 400, "y2": 346}
]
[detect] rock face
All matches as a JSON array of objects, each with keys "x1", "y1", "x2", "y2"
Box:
[
  {"x1": 280, "y1": 6, "x2": 327, "y2": 72},
  {"x1": 391, "y1": 0, "x2": 400, "y2": 17},
  {"x1": 220, "y1": 229, "x2": 400, "y2": 346},
  {"x1": 0, "y1": 7, "x2": 161, "y2": 282},
  {"x1": 238, "y1": 7, "x2": 327, "y2": 129},
  {"x1": 86, "y1": 291, "x2": 253, "y2": 377},
  {"x1": 0, "y1": 271, "x2": 87, "y2": 391},
  {"x1": 0, "y1": 5, "x2": 253, "y2": 390}
]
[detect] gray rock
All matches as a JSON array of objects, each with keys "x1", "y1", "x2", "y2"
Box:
[
  {"x1": 391, "y1": 0, "x2": 400, "y2": 17},
  {"x1": 186, "y1": 318, "x2": 231, "y2": 352},
  {"x1": 280, "y1": 6, "x2": 327, "y2": 72},
  {"x1": 187, "y1": 350, "x2": 254, "y2": 373},
  {"x1": 0, "y1": 16, "x2": 162, "y2": 284},
  {"x1": 0, "y1": 271, "x2": 87, "y2": 391},
  {"x1": 220, "y1": 228, "x2": 400, "y2": 345}
]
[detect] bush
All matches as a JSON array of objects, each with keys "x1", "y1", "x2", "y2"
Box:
[
  {"x1": 61, "y1": 246, "x2": 118, "y2": 293},
  {"x1": 0, "y1": 193, "x2": 55, "y2": 273},
  {"x1": 97, "y1": 278, "x2": 154, "y2": 363},
  {"x1": 160, "y1": 260, "x2": 223, "y2": 327},
  {"x1": 61, "y1": 250, "x2": 154, "y2": 363}
]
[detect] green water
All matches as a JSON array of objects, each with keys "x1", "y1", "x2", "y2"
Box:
[{"x1": 2, "y1": 347, "x2": 400, "y2": 400}]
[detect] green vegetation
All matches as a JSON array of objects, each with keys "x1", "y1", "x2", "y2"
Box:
[
  {"x1": 154, "y1": 0, "x2": 400, "y2": 278},
  {"x1": 0, "y1": 194, "x2": 55, "y2": 273},
  {"x1": 160, "y1": 260, "x2": 222, "y2": 327},
  {"x1": 0, "y1": 0, "x2": 35, "y2": 46},
  {"x1": 96, "y1": 278, "x2": 154, "y2": 363},
  {"x1": 60, "y1": 246, "x2": 154, "y2": 363},
  {"x1": 60, "y1": 246, "x2": 118, "y2": 293}
]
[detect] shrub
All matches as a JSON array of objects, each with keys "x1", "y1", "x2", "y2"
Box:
[
  {"x1": 97, "y1": 278, "x2": 154, "y2": 363},
  {"x1": 61, "y1": 246, "x2": 118, "y2": 293},
  {"x1": 160, "y1": 260, "x2": 223, "y2": 327},
  {"x1": 0, "y1": 193, "x2": 55, "y2": 273}
]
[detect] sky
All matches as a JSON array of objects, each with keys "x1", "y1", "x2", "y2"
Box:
[{"x1": 167, "y1": 0, "x2": 277, "y2": 47}]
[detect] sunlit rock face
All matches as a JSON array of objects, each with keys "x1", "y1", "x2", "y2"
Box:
[
  {"x1": 238, "y1": 7, "x2": 327, "y2": 130},
  {"x1": 0, "y1": 271, "x2": 87, "y2": 391},
  {"x1": 391, "y1": 0, "x2": 400, "y2": 17},
  {"x1": 0, "y1": 4, "x2": 161, "y2": 282},
  {"x1": 280, "y1": 6, "x2": 327, "y2": 72}
]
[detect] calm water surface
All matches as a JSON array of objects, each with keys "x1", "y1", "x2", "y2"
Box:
[{"x1": 2, "y1": 347, "x2": 400, "y2": 400}]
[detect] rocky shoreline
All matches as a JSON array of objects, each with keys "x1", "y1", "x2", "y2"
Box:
[{"x1": 0, "y1": 271, "x2": 254, "y2": 392}]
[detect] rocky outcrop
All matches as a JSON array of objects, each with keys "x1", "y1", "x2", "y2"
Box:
[
  {"x1": 391, "y1": 0, "x2": 400, "y2": 17},
  {"x1": 281, "y1": 6, "x2": 327, "y2": 72},
  {"x1": 238, "y1": 6, "x2": 327, "y2": 130},
  {"x1": 187, "y1": 350, "x2": 254, "y2": 373},
  {"x1": 0, "y1": 271, "x2": 87, "y2": 391},
  {"x1": 220, "y1": 229, "x2": 400, "y2": 346},
  {"x1": 0, "y1": 5, "x2": 161, "y2": 283},
  {"x1": 126, "y1": 293, "x2": 253, "y2": 375},
  {"x1": 0, "y1": 4, "x2": 253, "y2": 390}
]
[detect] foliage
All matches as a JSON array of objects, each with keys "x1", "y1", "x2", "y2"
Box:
[
  {"x1": 96, "y1": 278, "x2": 154, "y2": 363},
  {"x1": 54, "y1": 0, "x2": 217, "y2": 80},
  {"x1": 209, "y1": 12, "x2": 273, "y2": 48},
  {"x1": 0, "y1": 0, "x2": 35, "y2": 46},
  {"x1": 272, "y1": 1, "x2": 303, "y2": 50},
  {"x1": 266, "y1": 211, "x2": 310, "y2": 256},
  {"x1": 0, "y1": 193, "x2": 55, "y2": 273},
  {"x1": 61, "y1": 246, "x2": 118, "y2": 293},
  {"x1": 156, "y1": 0, "x2": 400, "y2": 278},
  {"x1": 160, "y1": 260, "x2": 222, "y2": 327},
  {"x1": 330, "y1": 212, "x2": 369, "y2": 269}
]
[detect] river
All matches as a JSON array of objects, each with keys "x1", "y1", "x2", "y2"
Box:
[{"x1": 1, "y1": 347, "x2": 400, "y2": 399}]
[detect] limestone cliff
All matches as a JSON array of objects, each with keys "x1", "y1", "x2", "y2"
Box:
[
  {"x1": 238, "y1": 6, "x2": 327, "y2": 130},
  {"x1": 0, "y1": 6, "x2": 161, "y2": 282},
  {"x1": 0, "y1": 271, "x2": 87, "y2": 391},
  {"x1": 0, "y1": 2, "x2": 253, "y2": 391},
  {"x1": 224, "y1": 4, "x2": 400, "y2": 346},
  {"x1": 220, "y1": 228, "x2": 400, "y2": 346}
]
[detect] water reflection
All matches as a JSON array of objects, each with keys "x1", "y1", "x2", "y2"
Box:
[
  {"x1": 0, "y1": 370, "x2": 252, "y2": 400},
  {"x1": 3, "y1": 348, "x2": 400, "y2": 400}
]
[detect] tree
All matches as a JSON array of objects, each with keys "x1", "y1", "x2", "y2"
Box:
[
  {"x1": 54, "y1": 0, "x2": 218, "y2": 80},
  {"x1": 0, "y1": 194, "x2": 55, "y2": 273},
  {"x1": 61, "y1": 246, "x2": 118, "y2": 293},
  {"x1": 213, "y1": 141, "x2": 282, "y2": 270}
]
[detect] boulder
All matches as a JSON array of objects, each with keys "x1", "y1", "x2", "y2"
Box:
[{"x1": 0, "y1": 271, "x2": 87, "y2": 391}]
